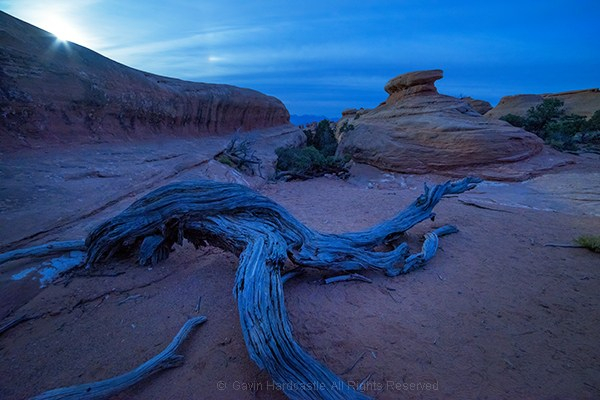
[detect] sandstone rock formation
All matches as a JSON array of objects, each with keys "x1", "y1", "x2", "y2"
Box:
[
  {"x1": 485, "y1": 89, "x2": 600, "y2": 119},
  {"x1": 460, "y1": 97, "x2": 493, "y2": 115},
  {"x1": 0, "y1": 12, "x2": 291, "y2": 149},
  {"x1": 384, "y1": 69, "x2": 443, "y2": 101},
  {"x1": 336, "y1": 70, "x2": 543, "y2": 174}
]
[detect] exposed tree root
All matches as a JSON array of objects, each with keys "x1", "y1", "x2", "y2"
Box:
[
  {"x1": 0, "y1": 315, "x2": 35, "y2": 336},
  {"x1": 0, "y1": 240, "x2": 86, "y2": 265},
  {"x1": 31, "y1": 316, "x2": 206, "y2": 400},
  {"x1": 324, "y1": 273, "x2": 372, "y2": 284},
  {"x1": 81, "y1": 177, "x2": 479, "y2": 399},
  {"x1": 6, "y1": 177, "x2": 480, "y2": 400}
]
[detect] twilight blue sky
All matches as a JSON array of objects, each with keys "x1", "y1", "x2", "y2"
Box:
[{"x1": 1, "y1": 0, "x2": 599, "y2": 117}]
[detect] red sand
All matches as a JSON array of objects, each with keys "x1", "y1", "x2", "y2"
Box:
[{"x1": 1, "y1": 143, "x2": 599, "y2": 399}]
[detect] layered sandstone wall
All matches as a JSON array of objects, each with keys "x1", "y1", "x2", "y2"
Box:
[{"x1": 0, "y1": 11, "x2": 290, "y2": 149}]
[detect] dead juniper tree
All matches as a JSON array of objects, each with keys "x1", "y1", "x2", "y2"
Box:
[
  {"x1": 3, "y1": 177, "x2": 480, "y2": 400},
  {"x1": 215, "y1": 138, "x2": 263, "y2": 177}
]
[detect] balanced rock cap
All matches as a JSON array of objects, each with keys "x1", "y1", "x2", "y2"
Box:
[{"x1": 384, "y1": 69, "x2": 444, "y2": 95}]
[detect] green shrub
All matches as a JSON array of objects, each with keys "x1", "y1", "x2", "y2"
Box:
[
  {"x1": 546, "y1": 114, "x2": 587, "y2": 137},
  {"x1": 523, "y1": 98, "x2": 564, "y2": 138},
  {"x1": 501, "y1": 99, "x2": 600, "y2": 151},
  {"x1": 339, "y1": 120, "x2": 355, "y2": 134},
  {"x1": 275, "y1": 146, "x2": 350, "y2": 179},
  {"x1": 275, "y1": 119, "x2": 352, "y2": 180},
  {"x1": 500, "y1": 113, "x2": 525, "y2": 128},
  {"x1": 576, "y1": 130, "x2": 600, "y2": 145},
  {"x1": 546, "y1": 132, "x2": 578, "y2": 151},
  {"x1": 575, "y1": 235, "x2": 600, "y2": 253},
  {"x1": 276, "y1": 146, "x2": 325, "y2": 175},
  {"x1": 308, "y1": 120, "x2": 338, "y2": 157},
  {"x1": 303, "y1": 128, "x2": 315, "y2": 147},
  {"x1": 586, "y1": 110, "x2": 600, "y2": 132},
  {"x1": 217, "y1": 154, "x2": 235, "y2": 167},
  {"x1": 501, "y1": 99, "x2": 565, "y2": 139}
]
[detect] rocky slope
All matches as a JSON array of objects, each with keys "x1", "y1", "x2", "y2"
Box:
[
  {"x1": 336, "y1": 70, "x2": 543, "y2": 175},
  {"x1": 0, "y1": 11, "x2": 291, "y2": 149},
  {"x1": 485, "y1": 89, "x2": 600, "y2": 119}
]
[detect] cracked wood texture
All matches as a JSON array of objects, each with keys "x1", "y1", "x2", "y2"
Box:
[{"x1": 84, "y1": 177, "x2": 480, "y2": 399}]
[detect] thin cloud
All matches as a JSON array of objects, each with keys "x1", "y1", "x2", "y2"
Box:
[
  {"x1": 102, "y1": 25, "x2": 266, "y2": 60},
  {"x1": 1, "y1": 0, "x2": 598, "y2": 116}
]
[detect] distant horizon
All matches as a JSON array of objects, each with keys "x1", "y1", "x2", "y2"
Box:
[{"x1": 1, "y1": 1, "x2": 598, "y2": 117}]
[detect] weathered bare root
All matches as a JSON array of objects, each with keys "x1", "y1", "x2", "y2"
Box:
[
  {"x1": 76, "y1": 177, "x2": 479, "y2": 399},
  {"x1": 0, "y1": 178, "x2": 479, "y2": 399},
  {"x1": 0, "y1": 240, "x2": 86, "y2": 265},
  {"x1": 31, "y1": 316, "x2": 206, "y2": 400}
]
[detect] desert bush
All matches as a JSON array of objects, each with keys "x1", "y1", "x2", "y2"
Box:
[
  {"x1": 546, "y1": 114, "x2": 587, "y2": 137},
  {"x1": 275, "y1": 119, "x2": 350, "y2": 180},
  {"x1": 276, "y1": 146, "x2": 325, "y2": 174},
  {"x1": 338, "y1": 120, "x2": 355, "y2": 134},
  {"x1": 523, "y1": 98, "x2": 564, "y2": 138},
  {"x1": 302, "y1": 129, "x2": 314, "y2": 146},
  {"x1": 575, "y1": 235, "x2": 600, "y2": 253},
  {"x1": 501, "y1": 99, "x2": 600, "y2": 151},
  {"x1": 585, "y1": 110, "x2": 600, "y2": 132},
  {"x1": 576, "y1": 130, "x2": 600, "y2": 145},
  {"x1": 216, "y1": 138, "x2": 262, "y2": 176},
  {"x1": 500, "y1": 113, "x2": 525, "y2": 128},
  {"x1": 275, "y1": 146, "x2": 350, "y2": 180},
  {"x1": 307, "y1": 119, "x2": 338, "y2": 157},
  {"x1": 545, "y1": 132, "x2": 578, "y2": 151},
  {"x1": 501, "y1": 99, "x2": 564, "y2": 139}
]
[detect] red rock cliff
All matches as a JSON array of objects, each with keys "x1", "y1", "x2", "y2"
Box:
[{"x1": 0, "y1": 11, "x2": 290, "y2": 149}]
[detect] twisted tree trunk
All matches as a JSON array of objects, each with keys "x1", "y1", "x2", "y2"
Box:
[
  {"x1": 78, "y1": 177, "x2": 479, "y2": 399},
  {"x1": 0, "y1": 177, "x2": 480, "y2": 399}
]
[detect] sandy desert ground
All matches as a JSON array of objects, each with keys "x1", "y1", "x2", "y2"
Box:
[{"x1": 0, "y1": 137, "x2": 599, "y2": 400}]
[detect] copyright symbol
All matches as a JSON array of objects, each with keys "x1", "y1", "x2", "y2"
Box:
[{"x1": 217, "y1": 381, "x2": 226, "y2": 390}]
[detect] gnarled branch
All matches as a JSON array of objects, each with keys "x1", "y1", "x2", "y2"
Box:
[{"x1": 78, "y1": 177, "x2": 479, "y2": 399}]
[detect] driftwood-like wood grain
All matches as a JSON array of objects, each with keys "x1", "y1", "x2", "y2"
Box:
[
  {"x1": 0, "y1": 240, "x2": 86, "y2": 266},
  {"x1": 78, "y1": 177, "x2": 479, "y2": 399},
  {"x1": 31, "y1": 316, "x2": 206, "y2": 400},
  {"x1": 1, "y1": 178, "x2": 480, "y2": 399}
]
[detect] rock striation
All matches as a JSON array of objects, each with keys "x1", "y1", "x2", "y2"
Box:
[
  {"x1": 0, "y1": 11, "x2": 291, "y2": 149},
  {"x1": 336, "y1": 69, "x2": 543, "y2": 174},
  {"x1": 485, "y1": 89, "x2": 600, "y2": 119}
]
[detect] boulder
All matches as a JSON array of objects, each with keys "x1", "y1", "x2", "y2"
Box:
[
  {"x1": 460, "y1": 97, "x2": 493, "y2": 115},
  {"x1": 384, "y1": 69, "x2": 443, "y2": 102},
  {"x1": 485, "y1": 89, "x2": 600, "y2": 119},
  {"x1": 336, "y1": 69, "x2": 543, "y2": 174},
  {"x1": 0, "y1": 11, "x2": 291, "y2": 150}
]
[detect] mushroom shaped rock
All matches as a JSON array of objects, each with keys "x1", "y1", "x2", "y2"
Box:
[{"x1": 337, "y1": 69, "x2": 543, "y2": 174}]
